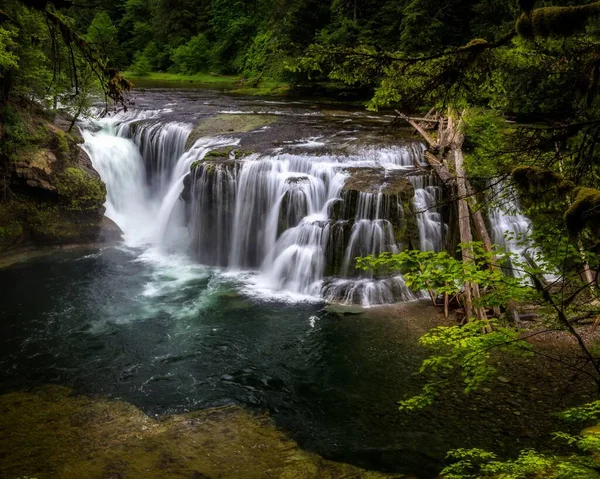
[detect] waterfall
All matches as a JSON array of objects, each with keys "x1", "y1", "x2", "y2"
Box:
[
  {"x1": 82, "y1": 131, "x2": 153, "y2": 244},
  {"x1": 187, "y1": 147, "x2": 440, "y2": 305},
  {"x1": 82, "y1": 112, "x2": 236, "y2": 248},
  {"x1": 82, "y1": 110, "x2": 452, "y2": 306},
  {"x1": 488, "y1": 181, "x2": 542, "y2": 278},
  {"x1": 408, "y1": 175, "x2": 444, "y2": 252}
]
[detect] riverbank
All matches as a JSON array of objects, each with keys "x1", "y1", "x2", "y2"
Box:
[{"x1": 123, "y1": 71, "x2": 290, "y2": 96}]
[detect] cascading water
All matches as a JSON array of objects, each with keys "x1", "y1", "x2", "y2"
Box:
[
  {"x1": 82, "y1": 109, "x2": 450, "y2": 305},
  {"x1": 186, "y1": 146, "x2": 439, "y2": 305},
  {"x1": 488, "y1": 181, "x2": 542, "y2": 278},
  {"x1": 409, "y1": 175, "x2": 445, "y2": 252},
  {"x1": 82, "y1": 111, "x2": 236, "y2": 248},
  {"x1": 82, "y1": 131, "x2": 151, "y2": 242}
]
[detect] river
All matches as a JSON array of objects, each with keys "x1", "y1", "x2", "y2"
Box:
[{"x1": 0, "y1": 87, "x2": 593, "y2": 478}]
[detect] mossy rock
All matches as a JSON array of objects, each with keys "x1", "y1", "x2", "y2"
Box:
[
  {"x1": 342, "y1": 168, "x2": 414, "y2": 201},
  {"x1": 0, "y1": 386, "x2": 403, "y2": 479},
  {"x1": 55, "y1": 167, "x2": 106, "y2": 212},
  {"x1": 517, "y1": 3, "x2": 600, "y2": 39},
  {"x1": 0, "y1": 193, "x2": 111, "y2": 251},
  {"x1": 0, "y1": 105, "x2": 114, "y2": 254},
  {"x1": 565, "y1": 187, "x2": 600, "y2": 237},
  {"x1": 186, "y1": 114, "x2": 277, "y2": 150},
  {"x1": 191, "y1": 147, "x2": 255, "y2": 170}
]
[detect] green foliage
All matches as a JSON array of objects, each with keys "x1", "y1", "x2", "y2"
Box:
[
  {"x1": 86, "y1": 11, "x2": 119, "y2": 63},
  {"x1": 130, "y1": 52, "x2": 152, "y2": 76},
  {"x1": 559, "y1": 401, "x2": 600, "y2": 424},
  {"x1": 358, "y1": 243, "x2": 539, "y2": 411},
  {"x1": 0, "y1": 107, "x2": 32, "y2": 158},
  {"x1": 397, "y1": 320, "x2": 530, "y2": 411},
  {"x1": 55, "y1": 168, "x2": 106, "y2": 211},
  {"x1": 0, "y1": 26, "x2": 18, "y2": 70},
  {"x1": 442, "y1": 445, "x2": 600, "y2": 478},
  {"x1": 243, "y1": 31, "x2": 277, "y2": 78},
  {"x1": 463, "y1": 109, "x2": 516, "y2": 178},
  {"x1": 357, "y1": 243, "x2": 534, "y2": 310},
  {"x1": 171, "y1": 34, "x2": 211, "y2": 74}
]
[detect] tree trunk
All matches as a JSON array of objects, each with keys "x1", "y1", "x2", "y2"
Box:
[
  {"x1": 453, "y1": 146, "x2": 474, "y2": 321},
  {"x1": 465, "y1": 179, "x2": 493, "y2": 254}
]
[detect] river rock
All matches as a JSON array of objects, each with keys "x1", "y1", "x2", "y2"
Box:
[
  {"x1": 186, "y1": 114, "x2": 278, "y2": 150},
  {"x1": 0, "y1": 385, "x2": 398, "y2": 479}
]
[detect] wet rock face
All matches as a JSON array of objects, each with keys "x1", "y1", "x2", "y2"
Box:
[
  {"x1": 0, "y1": 112, "x2": 121, "y2": 254},
  {"x1": 0, "y1": 386, "x2": 401, "y2": 479},
  {"x1": 342, "y1": 167, "x2": 415, "y2": 200},
  {"x1": 13, "y1": 150, "x2": 59, "y2": 192},
  {"x1": 329, "y1": 168, "x2": 420, "y2": 254}
]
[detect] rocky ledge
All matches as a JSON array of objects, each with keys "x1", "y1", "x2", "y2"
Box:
[{"x1": 0, "y1": 106, "x2": 121, "y2": 264}]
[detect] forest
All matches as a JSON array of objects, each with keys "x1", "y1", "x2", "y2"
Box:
[{"x1": 2, "y1": 0, "x2": 600, "y2": 478}]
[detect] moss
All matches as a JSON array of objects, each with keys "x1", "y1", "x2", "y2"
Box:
[
  {"x1": 512, "y1": 165, "x2": 571, "y2": 194},
  {"x1": 0, "y1": 195, "x2": 104, "y2": 249},
  {"x1": 233, "y1": 148, "x2": 254, "y2": 159},
  {"x1": 55, "y1": 167, "x2": 106, "y2": 211},
  {"x1": 54, "y1": 128, "x2": 70, "y2": 157},
  {"x1": 0, "y1": 203, "x2": 23, "y2": 244},
  {"x1": 186, "y1": 114, "x2": 277, "y2": 150},
  {"x1": 517, "y1": 3, "x2": 600, "y2": 38},
  {"x1": 190, "y1": 148, "x2": 254, "y2": 172},
  {"x1": 204, "y1": 162, "x2": 217, "y2": 174},
  {"x1": 516, "y1": 13, "x2": 535, "y2": 39},
  {"x1": 28, "y1": 205, "x2": 81, "y2": 241},
  {"x1": 565, "y1": 187, "x2": 600, "y2": 236},
  {"x1": 205, "y1": 147, "x2": 235, "y2": 160},
  {"x1": 0, "y1": 386, "x2": 398, "y2": 479}
]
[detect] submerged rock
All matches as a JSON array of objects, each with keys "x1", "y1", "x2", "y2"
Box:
[
  {"x1": 186, "y1": 114, "x2": 278, "y2": 150},
  {"x1": 0, "y1": 386, "x2": 403, "y2": 479},
  {"x1": 324, "y1": 303, "x2": 366, "y2": 316}
]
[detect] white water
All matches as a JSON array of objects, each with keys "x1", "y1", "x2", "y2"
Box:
[
  {"x1": 82, "y1": 109, "x2": 449, "y2": 305},
  {"x1": 83, "y1": 111, "x2": 236, "y2": 248},
  {"x1": 487, "y1": 181, "x2": 560, "y2": 284}
]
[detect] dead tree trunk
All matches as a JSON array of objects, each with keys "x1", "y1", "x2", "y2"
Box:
[
  {"x1": 453, "y1": 145, "x2": 474, "y2": 321},
  {"x1": 399, "y1": 108, "x2": 492, "y2": 324}
]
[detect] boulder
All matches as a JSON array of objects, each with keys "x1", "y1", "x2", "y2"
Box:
[{"x1": 0, "y1": 109, "x2": 119, "y2": 256}]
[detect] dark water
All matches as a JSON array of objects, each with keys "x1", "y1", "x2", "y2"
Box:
[
  {"x1": 0, "y1": 247, "x2": 443, "y2": 475},
  {"x1": 1, "y1": 247, "x2": 595, "y2": 478}
]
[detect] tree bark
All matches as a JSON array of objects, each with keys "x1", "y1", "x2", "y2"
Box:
[
  {"x1": 465, "y1": 179, "x2": 493, "y2": 254},
  {"x1": 395, "y1": 110, "x2": 436, "y2": 148},
  {"x1": 453, "y1": 145, "x2": 474, "y2": 321}
]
